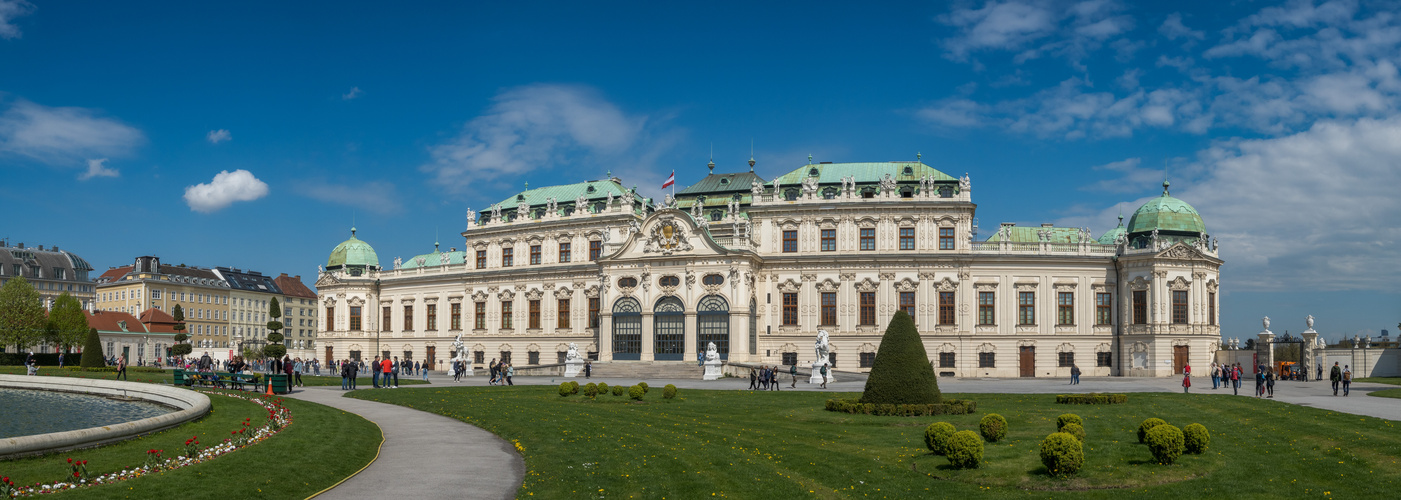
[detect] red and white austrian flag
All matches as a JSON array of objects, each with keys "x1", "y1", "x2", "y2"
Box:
[{"x1": 662, "y1": 171, "x2": 675, "y2": 189}]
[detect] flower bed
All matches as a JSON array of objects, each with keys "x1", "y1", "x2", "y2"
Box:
[
  {"x1": 1055, "y1": 393, "x2": 1128, "y2": 405},
  {"x1": 824, "y1": 398, "x2": 976, "y2": 416},
  {"x1": 0, "y1": 391, "x2": 291, "y2": 498}
]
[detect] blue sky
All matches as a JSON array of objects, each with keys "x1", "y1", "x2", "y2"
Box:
[{"x1": 1, "y1": 1, "x2": 1397, "y2": 342}]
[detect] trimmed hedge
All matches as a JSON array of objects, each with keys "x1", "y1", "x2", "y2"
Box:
[
  {"x1": 1138, "y1": 418, "x2": 1168, "y2": 443},
  {"x1": 628, "y1": 384, "x2": 645, "y2": 400},
  {"x1": 1146, "y1": 424, "x2": 1185, "y2": 465},
  {"x1": 611, "y1": 385, "x2": 625, "y2": 396},
  {"x1": 1184, "y1": 423, "x2": 1211, "y2": 454},
  {"x1": 639, "y1": 382, "x2": 649, "y2": 393},
  {"x1": 859, "y1": 311, "x2": 941, "y2": 405},
  {"x1": 1056, "y1": 413, "x2": 1083, "y2": 431},
  {"x1": 80, "y1": 328, "x2": 105, "y2": 368},
  {"x1": 597, "y1": 382, "x2": 609, "y2": 393},
  {"x1": 1056, "y1": 393, "x2": 1128, "y2": 405},
  {"x1": 0, "y1": 353, "x2": 64, "y2": 366},
  {"x1": 584, "y1": 382, "x2": 599, "y2": 397},
  {"x1": 825, "y1": 398, "x2": 976, "y2": 417},
  {"x1": 946, "y1": 430, "x2": 984, "y2": 469},
  {"x1": 979, "y1": 413, "x2": 1007, "y2": 442},
  {"x1": 1061, "y1": 422, "x2": 1085, "y2": 442},
  {"x1": 662, "y1": 384, "x2": 677, "y2": 399},
  {"x1": 558, "y1": 382, "x2": 573, "y2": 397},
  {"x1": 65, "y1": 366, "x2": 162, "y2": 373},
  {"x1": 1040, "y1": 432, "x2": 1085, "y2": 477},
  {"x1": 924, "y1": 422, "x2": 956, "y2": 455},
  {"x1": 569, "y1": 381, "x2": 580, "y2": 394}
]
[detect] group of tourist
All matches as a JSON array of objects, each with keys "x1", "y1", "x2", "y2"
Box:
[
  {"x1": 748, "y1": 365, "x2": 796, "y2": 390},
  {"x1": 487, "y1": 359, "x2": 513, "y2": 385},
  {"x1": 1329, "y1": 362, "x2": 1353, "y2": 396},
  {"x1": 370, "y1": 355, "x2": 402, "y2": 389}
]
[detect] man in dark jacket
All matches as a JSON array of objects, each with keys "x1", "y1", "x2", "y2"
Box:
[
  {"x1": 1330, "y1": 362, "x2": 1343, "y2": 395},
  {"x1": 346, "y1": 359, "x2": 359, "y2": 390}
]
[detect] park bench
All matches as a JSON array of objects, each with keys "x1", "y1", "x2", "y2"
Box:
[{"x1": 174, "y1": 370, "x2": 262, "y2": 391}]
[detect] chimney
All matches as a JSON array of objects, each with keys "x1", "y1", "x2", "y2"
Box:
[
  {"x1": 36, "y1": 245, "x2": 43, "y2": 251},
  {"x1": 17, "y1": 243, "x2": 24, "y2": 249},
  {"x1": 1041, "y1": 223, "x2": 1054, "y2": 227}
]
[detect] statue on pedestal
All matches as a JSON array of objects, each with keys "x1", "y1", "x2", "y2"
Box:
[
  {"x1": 702, "y1": 341, "x2": 723, "y2": 380},
  {"x1": 1306, "y1": 315, "x2": 1315, "y2": 330},
  {"x1": 814, "y1": 329, "x2": 830, "y2": 365},
  {"x1": 563, "y1": 342, "x2": 585, "y2": 378},
  {"x1": 1262, "y1": 316, "x2": 1271, "y2": 332},
  {"x1": 705, "y1": 342, "x2": 719, "y2": 362}
]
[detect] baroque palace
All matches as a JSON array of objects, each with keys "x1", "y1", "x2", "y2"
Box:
[{"x1": 317, "y1": 158, "x2": 1222, "y2": 377}]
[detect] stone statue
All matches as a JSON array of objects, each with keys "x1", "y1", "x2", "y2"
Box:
[
  {"x1": 318, "y1": 264, "x2": 324, "y2": 274},
  {"x1": 606, "y1": 191, "x2": 615, "y2": 207},
  {"x1": 575, "y1": 194, "x2": 587, "y2": 213},
  {"x1": 491, "y1": 203, "x2": 502, "y2": 221},
  {"x1": 772, "y1": 178, "x2": 781, "y2": 197},
  {"x1": 517, "y1": 200, "x2": 529, "y2": 217},
  {"x1": 663, "y1": 193, "x2": 675, "y2": 208},
  {"x1": 728, "y1": 198, "x2": 739, "y2": 218},
  {"x1": 440, "y1": 252, "x2": 450, "y2": 265},
  {"x1": 960, "y1": 173, "x2": 971, "y2": 193},
  {"x1": 751, "y1": 179, "x2": 764, "y2": 197},
  {"x1": 415, "y1": 256, "x2": 426, "y2": 267},
  {"x1": 628, "y1": 219, "x2": 642, "y2": 237},
  {"x1": 1262, "y1": 316, "x2": 1270, "y2": 331},
  {"x1": 393, "y1": 256, "x2": 402, "y2": 269},
  {"x1": 814, "y1": 329, "x2": 831, "y2": 365},
  {"x1": 802, "y1": 175, "x2": 819, "y2": 198},
  {"x1": 705, "y1": 342, "x2": 719, "y2": 362},
  {"x1": 1307, "y1": 315, "x2": 1315, "y2": 330},
  {"x1": 546, "y1": 197, "x2": 558, "y2": 215},
  {"x1": 466, "y1": 208, "x2": 475, "y2": 227},
  {"x1": 566, "y1": 342, "x2": 582, "y2": 362},
  {"x1": 452, "y1": 332, "x2": 466, "y2": 361},
  {"x1": 879, "y1": 173, "x2": 896, "y2": 194},
  {"x1": 690, "y1": 199, "x2": 702, "y2": 219},
  {"x1": 621, "y1": 189, "x2": 634, "y2": 208},
  {"x1": 1151, "y1": 228, "x2": 1160, "y2": 242}
]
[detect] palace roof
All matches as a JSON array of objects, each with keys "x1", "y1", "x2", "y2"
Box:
[{"x1": 768, "y1": 161, "x2": 956, "y2": 186}]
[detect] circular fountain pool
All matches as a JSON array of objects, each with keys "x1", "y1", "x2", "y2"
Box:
[{"x1": 0, "y1": 387, "x2": 174, "y2": 439}]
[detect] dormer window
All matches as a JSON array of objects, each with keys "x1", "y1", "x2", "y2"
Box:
[
  {"x1": 732, "y1": 193, "x2": 742, "y2": 201},
  {"x1": 862, "y1": 187, "x2": 875, "y2": 199},
  {"x1": 587, "y1": 185, "x2": 596, "y2": 193},
  {"x1": 809, "y1": 168, "x2": 819, "y2": 176},
  {"x1": 939, "y1": 186, "x2": 953, "y2": 198},
  {"x1": 903, "y1": 166, "x2": 914, "y2": 175},
  {"x1": 710, "y1": 211, "x2": 723, "y2": 221},
  {"x1": 900, "y1": 187, "x2": 914, "y2": 198},
  {"x1": 517, "y1": 194, "x2": 525, "y2": 201},
  {"x1": 719, "y1": 178, "x2": 729, "y2": 185},
  {"x1": 784, "y1": 189, "x2": 799, "y2": 201},
  {"x1": 822, "y1": 187, "x2": 838, "y2": 199}
]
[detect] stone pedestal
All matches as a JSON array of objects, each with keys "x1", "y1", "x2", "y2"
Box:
[
  {"x1": 702, "y1": 359, "x2": 722, "y2": 380},
  {"x1": 1256, "y1": 330, "x2": 1275, "y2": 374},
  {"x1": 1302, "y1": 330, "x2": 1319, "y2": 381},
  {"x1": 809, "y1": 362, "x2": 835, "y2": 384},
  {"x1": 450, "y1": 358, "x2": 473, "y2": 377},
  {"x1": 563, "y1": 359, "x2": 583, "y2": 378}
]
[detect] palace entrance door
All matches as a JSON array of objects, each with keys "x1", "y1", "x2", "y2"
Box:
[
  {"x1": 1019, "y1": 346, "x2": 1035, "y2": 377},
  {"x1": 1173, "y1": 346, "x2": 1189, "y2": 374}
]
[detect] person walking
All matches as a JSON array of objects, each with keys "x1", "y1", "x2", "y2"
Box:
[
  {"x1": 1255, "y1": 363, "x2": 1266, "y2": 397},
  {"x1": 789, "y1": 364, "x2": 797, "y2": 389},
  {"x1": 384, "y1": 356, "x2": 397, "y2": 388},
  {"x1": 1317, "y1": 363, "x2": 1323, "y2": 381},
  {"x1": 421, "y1": 361, "x2": 429, "y2": 382},
  {"x1": 1265, "y1": 368, "x2": 1276, "y2": 398},
  {"x1": 1070, "y1": 364, "x2": 1081, "y2": 385},
  {"x1": 116, "y1": 354, "x2": 128, "y2": 380},
  {"x1": 584, "y1": 361, "x2": 592, "y2": 379},
  {"x1": 1182, "y1": 370, "x2": 1191, "y2": 393},
  {"x1": 283, "y1": 355, "x2": 295, "y2": 392},
  {"x1": 347, "y1": 359, "x2": 359, "y2": 390},
  {"x1": 293, "y1": 358, "x2": 304, "y2": 387},
  {"x1": 1210, "y1": 362, "x2": 1220, "y2": 390},
  {"x1": 489, "y1": 359, "x2": 499, "y2": 385},
  {"x1": 1230, "y1": 363, "x2": 1240, "y2": 396},
  {"x1": 1330, "y1": 361, "x2": 1342, "y2": 395},
  {"x1": 819, "y1": 364, "x2": 828, "y2": 389},
  {"x1": 1342, "y1": 365, "x2": 1352, "y2": 396},
  {"x1": 748, "y1": 368, "x2": 758, "y2": 390},
  {"x1": 769, "y1": 368, "x2": 779, "y2": 391},
  {"x1": 340, "y1": 360, "x2": 351, "y2": 390},
  {"x1": 505, "y1": 363, "x2": 514, "y2": 386}
]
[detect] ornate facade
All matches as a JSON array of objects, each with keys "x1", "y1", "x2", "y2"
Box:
[{"x1": 317, "y1": 161, "x2": 1222, "y2": 377}]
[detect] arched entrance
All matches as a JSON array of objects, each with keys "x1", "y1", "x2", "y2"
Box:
[
  {"x1": 612, "y1": 297, "x2": 641, "y2": 360},
  {"x1": 697, "y1": 295, "x2": 730, "y2": 360},
  {"x1": 654, "y1": 296, "x2": 685, "y2": 360}
]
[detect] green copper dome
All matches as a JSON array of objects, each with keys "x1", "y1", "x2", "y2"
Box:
[
  {"x1": 1127, "y1": 181, "x2": 1205, "y2": 235},
  {"x1": 327, "y1": 227, "x2": 380, "y2": 271}
]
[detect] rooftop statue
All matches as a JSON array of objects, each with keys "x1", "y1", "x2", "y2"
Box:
[
  {"x1": 1307, "y1": 315, "x2": 1315, "y2": 330},
  {"x1": 466, "y1": 208, "x2": 475, "y2": 227},
  {"x1": 751, "y1": 179, "x2": 764, "y2": 197}
]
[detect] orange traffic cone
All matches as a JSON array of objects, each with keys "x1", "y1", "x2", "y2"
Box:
[{"x1": 266, "y1": 377, "x2": 274, "y2": 396}]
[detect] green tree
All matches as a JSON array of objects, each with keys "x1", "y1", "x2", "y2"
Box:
[
  {"x1": 263, "y1": 297, "x2": 287, "y2": 359},
  {"x1": 859, "y1": 310, "x2": 942, "y2": 405},
  {"x1": 46, "y1": 292, "x2": 89, "y2": 362},
  {"x1": 80, "y1": 327, "x2": 106, "y2": 368},
  {"x1": 170, "y1": 304, "x2": 192, "y2": 356},
  {"x1": 266, "y1": 297, "x2": 283, "y2": 334},
  {"x1": 0, "y1": 276, "x2": 47, "y2": 352}
]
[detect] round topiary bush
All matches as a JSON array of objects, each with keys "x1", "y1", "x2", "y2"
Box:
[
  {"x1": 946, "y1": 430, "x2": 984, "y2": 469},
  {"x1": 1138, "y1": 417, "x2": 1167, "y2": 443},
  {"x1": 628, "y1": 384, "x2": 645, "y2": 400},
  {"x1": 569, "y1": 381, "x2": 580, "y2": 394},
  {"x1": 859, "y1": 311, "x2": 942, "y2": 405},
  {"x1": 558, "y1": 382, "x2": 573, "y2": 397},
  {"x1": 598, "y1": 382, "x2": 609, "y2": 393},
  {"x1": 1040, "y1": 432, "x2": 1085, "y2": 477},
  {"x1": 583, "y1": 383, "x2": 599, "y2": 397},
  {"x1": 979, "y1": 413, "x2": 1008, "y2": 443},
  {"x1": 1145, "y1": 424, "x2": 1185, "y2": 465},
  {"x1": 611, "y1": 385, "x2": 625, "y2": 396},
  {"x1": 663, "y1": 384, "x2": 678, "y2": 399},
  {"x1": 1056, "y1": 413, "x2": 1083, "y2": 431},
  {"x1": 639, "y1": 382, "x2": 649, "y2": 393},
  {"x1": 1183, "y1": 423, "x2": 1210, "y2": 454},
  {"x1": 924, "y1": 422, "x2": 957, "y2": 455},
  {"x1": 1060, "y1": 422, "x2": 1085, "y2": 442}
]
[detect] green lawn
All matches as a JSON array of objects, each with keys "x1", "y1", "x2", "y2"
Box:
[
  {"x1": 1369, "y1": 388, "x2": 1401, "y2": 399},
  {"x1": 0, "y1": 366, "x2": 427, "y2": 387},
  {"x1": 1356, "y1": 377, "x2": 1401, "y2": 386},
  {"x1": 354, "y1": 387, "x2": 1401, "y2": 498}
]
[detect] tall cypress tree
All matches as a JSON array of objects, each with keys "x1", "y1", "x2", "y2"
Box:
[
  {"x1": 80, "y1": 328, "x2": 105, "y2": 368},
  {"x1": 859, "y1": 310, "x2": 942, "y2": 405}
]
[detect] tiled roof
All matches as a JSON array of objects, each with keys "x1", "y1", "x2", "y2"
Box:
[
  {"x1": 215, "y1": 267, "x2": 283, "y2": 294},
  {"x1": 678, "y1": 171, "x2": 766, "y2": 195},
  {"x1": 85, "y1": 310, "x2": 150, "y2": 333},
  {"x1": 768, "y1": 161, "x2": 956, "y2": 187},
  {"x1": 984, "y1": 225, "x2": 1084, "y2": 243},
  {"x1": 139, "y1": 308, "x2": 177, "y2": 324},
  {"x1": 492, "y1": 179, "x2": 630, "y2": 211},
  {"x1": 274, "y1": 274, "x2": 317, "y2": 299},
  {"x1": 97, "y1": 266, "x2": 133, "y2": 283}
]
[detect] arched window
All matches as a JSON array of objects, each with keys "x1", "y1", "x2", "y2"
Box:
[
  {"x1": 654, "y1": 296, "x2": 685, "y2": 360},
  {"x1": 785, "y1": 189, "x2": 799, "y2": 201},
  {"x1": 900, "y1": 186, "x2": 914, "y2": 198},
  {"x1": 612, "y1": 297, "x2": 641, "y2": 360},
  {"x1": 710, "y1": 210, "x2": 723, "y2": 221},
  {"x1": 939, "y1": 186, "x2": 953, "y2": 198},
  {"x1": 822, "y1": 187, "x2": 838, "y2": 199},
  {"x1": 697, "y1": 295, "x2": 730, "y2": 360},
  {"x1": 861, "y1": 187, "x2": 876, "y2": 199}
]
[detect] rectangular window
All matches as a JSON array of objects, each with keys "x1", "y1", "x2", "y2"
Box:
[
  {"x1": 450, "y1": 303, "x2": 462, "y2": 330},
  {"x1": 403, "y1": 305, "x2": 414, "y2": 331},
  {"x1": 939, "y1": 291, "x2": 955, "y2": 325},
  {"x1": 325, "y1": 306, "x2": 334, "y2": 331},
  {"x1": 820, "y1": 229, "x2": 836, "y2": 251},
  {"x1": 1058, "y1": 352, "x2": 1075, "y2": 367},
  {"x1": 899, "y1": 227, "x2": 915, "y2": 250},
  {"x1": 528, "y1": 300, "x2": 541, "y2": 329},
  {"x1": 1172, "y1": 290, "x2": 1188, "y2": 324},
  {"x1": 474, "y1": 350, "x2": 484, "y2": 364},
  {"x1": 939, "y1": 227, "x2": 955, "y2": 250},
  {"x1": 528, "y1": 351, "x2": 540, "y2": 365},
  {"x1": 820, "y1": 292, "x2": 836, "y2": 325},
  {"x1": 501, "y1": 301, "x2": 513, "y2": 329},
  {"x1": 978, "y1": 292, "x2": 995, "y2": 325},
  {"x1": 1096, "y1": 293, "x2": 1112, "y2": 326},
  {"x1": 588, "y1": 297, "x2": 600, "y2": 328},
  {"x1": 860, "y1": 352, "x2": 876, "y2": 368},
  {"x1": 500, "y1": 351, "x2": 511, "y2": 364},
  {"x1": 899, "y1": 291, "x2": 916, "y2": 319},
  {"x1": 559, "y1": 242, "x2": 571, "y2": 263},
  {"x1": 1132, "y1": 290, "x2": 1147, "y2": 325},
  {"x1": 1096, "y1": 351, "x2": 1112, "y2": 367},
  {"x1": 502, "y1": 248, "x2": 513, "y2": 267},
  {"x1": 474, "y1": 302, "x2": 486, "y2": 329},
  {"x1": 530, "y1": 245, "x2": 541, "y2": 265},
  {"x1": 859, "y1": 292, "x2": 876, "y2": 326},
  {"x1": 382, "y1": 306, "x2": 391, "y2": 332},
  {"x1": 979, "y1": 352, "x2": 995, "y2": 368},
  {"x1": 860, "y1": 228, "x2": 875, "y2": 250},
  {"x1": 349, "y1": 306, "x2": 362, "y2": 331},
  {"x1": 1208, "y1": 292, "x2": 1216, "y2": 326},
  {"x1": 426, "y1": 304, "x2": 438, "y2": 330},
  {"x1": 1057, "y1": 292, "x2": 1074, "y2": 326},
  {"x1": 476, "y1": 250, "x2": 486, "y2": 269},
  {"x1": 589, "y1": 240, "x2": 601, "y2": 261},
  {"x1": 782, "y1": 230, "x2": 797, "y2": 253},
  {"x1": 1018, "y1": 292, "x2": 1035, "y2": 326},
  {"x1": 557, "y1": 298, "x2": 570, "y2": 329},
  {"x1": 782, "y1": 293, "x2": 798, "y2": 326},
  {"x1": 781, "y1": 352, "x2": 798, "y2": 366}
]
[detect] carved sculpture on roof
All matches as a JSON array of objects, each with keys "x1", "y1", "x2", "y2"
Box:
[
  {"x1": 440, "y1": 252, "x2": 450, "y2": 265},
  {"x1": 620, "y1": 189, "x2": 634, "y2": 208},
  {"x1": 491, "y1": 203, "x2": 501, "y2": 221},
  {"x1": 545, "y1": 197, "x2": 557, "y2": 215},
  {"x1": 690, "y1": 199, "x2": 702, "y2": 219},
  {"x1": 772, "y1": 178, "x2": 781, "y2": 197},
  {"x1": 393, "y1": 257, "x2": 402, "y2": 270},
  {"x1": 801, "y1": 175, "x2": 819, "y2": 198},
  {"x1": 517, "y1": 200, "x2": 529, "y2": 217},
  {"x1": 960, "y1": 173, "x2": 971, "y2": 193},
  {"x1": 575, "y1": 193, "x2": 587, "y2": 213},
  {"x1": 628, "y1": 219, "x2": 642, "y2": 238},
  {"x1": 606, "y1": 191, "x2": 615, "y2": 208},
  {"x1": 414, "y1": 256, "x2": 426, "y2": 267},
  {"x1": 728, "y1": 198, "x2": 739, "y2": 218},
  {"x1": 1262, "y1": 316, "x2": 1271, "y2": 331},
  {"x1": 751, "y1": 179, "x2": 764, "y2": 197},
  {"x1": 879, "y1": 173, "x2": 896, "y2": 194},
  {"x1": 642, "y1": 217, "x2": 692, "y2": 255},
  {"x1": 1307, "y1": 314, "x2": 1315, "y2": 330},
  {"x1": 466, "y1": 208, "x2": 475, "y2": 227},
  {"x1": 663, "y1": 193, "x2": 676, "y2": 209}
]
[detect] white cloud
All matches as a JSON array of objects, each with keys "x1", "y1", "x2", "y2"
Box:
[
  {"x1": 301, "y1": 180, "x2": 402, "y2": 215},
  {"x1": 342, "y1": 87, "x2": 363, "y2": 100},
  {"x1": 1158, "y1": 13, "x2": 1204, "y2": 42},
  {"x1": 183, "y1": 169, "x2": 269, "y2": 213},
  {"x1": 78, "y1": 158, "x2": 118, "y2": 180},
  {"x1": 939, "y1": 0, "x2": 1134, "y2": 67},
  {"x1": 206, "y1": 129, "x2": 231, "y2": 144},
  {"x1": 0, "y1": 0, "x2": 34, "y2": 40},
  {"x1": 940, "y1": 1, "x2": 1057, "y2": 60},
  {"x1": 0, "y1": 99, "x2": 145, "y2": 165},
  {"x1": 420, "y1": 84, "x2": 665, "y2": 194}
]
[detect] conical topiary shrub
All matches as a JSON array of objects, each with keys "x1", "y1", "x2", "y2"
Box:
[
  {"x1": 859, "y1": 310, "x2": 941, "y2": 405},
  {"x1": 80, "y1": 328, "x2": 105, "y2": 368}
]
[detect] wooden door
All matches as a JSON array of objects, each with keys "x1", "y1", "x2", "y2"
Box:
[
  {"x1": 426, "y1": 346, "x2": 436, "y2": 370},
  {"x1": 1019, "y1": 346, "x2": 1035, "y2": 377},
  {"x1": 1173, "y1": 346, "x2": 1189, "y2": 374},
  {"x1": 325, "y1": 346, "x2": 334, "y2": 363}
]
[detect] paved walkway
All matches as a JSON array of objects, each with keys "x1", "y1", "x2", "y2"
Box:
[{"x1": 283, "y1": 386, "x2": 523, "y2": 500}]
